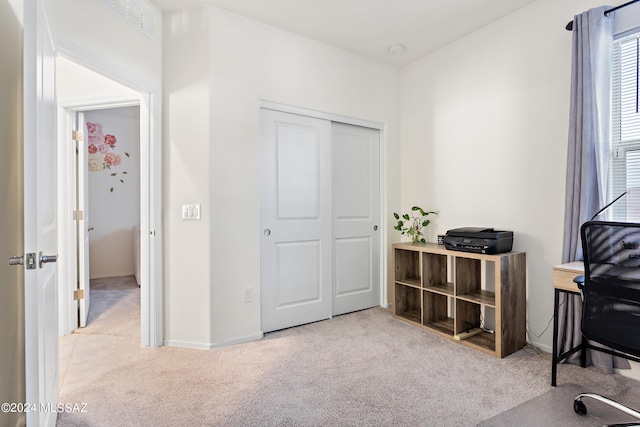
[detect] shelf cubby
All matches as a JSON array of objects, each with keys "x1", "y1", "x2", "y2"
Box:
[
  {"x1": 394, "y1": 248, "x2": 421, "y2": 287},
  {"x1": 422, "y1": 291, "x2": 454, "y2": 337},
  {"x1": 422, "y1": 252, "x2": 447, "y2": 287},
  {"x1": 394, "y1": 282, "x2": 421, "y2": 323},
  {"x1": 455, "y1": 299, "x2": 482, "y2": 335}
]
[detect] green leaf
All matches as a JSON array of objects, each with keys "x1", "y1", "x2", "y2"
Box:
[
  {"x1": 402, "y1": 214, "x2": 410, "y2": 221},
  {"x1": 393, "y1": 212, "x2": 399, "y2": 220},
  {"x1": 422, "y1": 220, "x2": 430, "y2": 227},
  {"x1": 408, "y1": 228, "x2": 415, "y2": 235}
]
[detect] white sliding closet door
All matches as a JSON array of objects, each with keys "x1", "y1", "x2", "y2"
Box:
[
  {"x1": 261, "y1": 109, "x2": 381, "y2": 332},
  {"x1": 260, "y1": 109, "x2": 332, "y2": 333},
  {"x1": 332, "y1": 123, "x2": 380, "y2": 315}
]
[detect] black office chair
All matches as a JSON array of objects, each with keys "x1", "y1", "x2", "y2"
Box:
[{"x1": 572, "y1": 221, "x2": 640, "y2": 424}]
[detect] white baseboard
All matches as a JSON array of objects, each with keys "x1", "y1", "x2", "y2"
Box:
[
  {"x1": 528, "y1": 340, "x2": 552, "y2": 354},
  {"x1": 163, "y1": 339, "x2": 213, "y2": 350},
  {"x1": 209, "y1": 333, "x2": 264, "y2": 349},
  {"x1": 164, "y1": 332, "x2": 264, "y2": 350}
]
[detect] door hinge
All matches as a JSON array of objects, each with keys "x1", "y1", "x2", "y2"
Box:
[
  {"x1": 72, "y1": 129, "x2": 83, "y2": 142},
  {"x1": 73, "y1": 210, "x2": 84, "y2": 220},
  {"x1": 74, "y1": 289, "x2": 85, "y2": 300}
]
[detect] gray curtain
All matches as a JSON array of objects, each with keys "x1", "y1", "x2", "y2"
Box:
[{"x1": 560, "y1": 6, "x2": 627, "y2": 373}]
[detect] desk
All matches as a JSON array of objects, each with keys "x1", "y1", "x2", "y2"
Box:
[{"x1": 551, "y1": 261, "x2": 584, "y2": 386}]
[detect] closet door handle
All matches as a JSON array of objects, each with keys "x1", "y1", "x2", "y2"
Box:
[{"x1": 264, "y1": 229, "x2": 271, "y2": 237}]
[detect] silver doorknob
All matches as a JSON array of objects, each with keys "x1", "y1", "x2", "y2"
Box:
[
  {"x1": 88, "y1": 226, "x2": 94, "y2": 231},
  {"x1": 264, "y1": 229, "x2": 271, "y2": 236},
  {"x1": 373, "y1": 225, "x2": 378, "y2": 231},
  {"x1": 39, "y1": 252, "x2": 58, "y2": 269},
  {"x1": 8, "y1": 256, "x2": 23, "y2": 266}
]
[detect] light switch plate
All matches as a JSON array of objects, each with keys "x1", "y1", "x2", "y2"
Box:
[{"x1": 182, "y1": 204, "x2": 201, "y2": 220}]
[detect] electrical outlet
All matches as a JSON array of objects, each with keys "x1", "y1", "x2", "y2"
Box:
[{"x1": 243, "y1": 288, "x2": 253, "y2": 303}]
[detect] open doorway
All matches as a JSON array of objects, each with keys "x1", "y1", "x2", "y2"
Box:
[{"x1": 56, "y1": 55, "x2": 154, "y2": 345}]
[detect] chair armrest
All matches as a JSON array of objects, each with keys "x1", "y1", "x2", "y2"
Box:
[{"x1": 573, "y1": 275, "x2": 585, "y2": 290}]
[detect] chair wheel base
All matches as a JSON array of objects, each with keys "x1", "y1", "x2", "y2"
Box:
[{"x1": 574, "y1": 399, "x2": 587, "y2": 415}]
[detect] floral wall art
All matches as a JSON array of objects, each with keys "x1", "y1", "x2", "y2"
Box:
[{"x1": 87, "y1": 120, "x2": 129, "y2": 192}]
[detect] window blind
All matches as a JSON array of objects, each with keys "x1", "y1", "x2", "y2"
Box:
[
  {"x1": 611, "y1": 32, "x2": 640, "y2": 221},
  {"x1": 625, "y1": 151, "x2": 640, "y2": 221}
]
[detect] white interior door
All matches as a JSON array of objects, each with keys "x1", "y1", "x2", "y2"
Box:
[
  {"x1": 23, "y1": 0, "x2": 59, "y2": 425},
  {"x1": 260, "y1": 109, "x2": 332, "y2": 332},
  {"x1": 76, "y1": 111, "x2": 90, "y2": 327},
  {"x1": 332, "y1": 123, "x2": 380, "y2": 315}
]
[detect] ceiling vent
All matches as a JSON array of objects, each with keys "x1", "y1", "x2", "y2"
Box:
[{"x1": 95, "y1": 0, "x2": 155, "y2": 38}]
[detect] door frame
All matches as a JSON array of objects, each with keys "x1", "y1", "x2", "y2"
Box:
[
  {"x1": 259, "y1": 100, "x2": 387, "y2": 309},
  {"x1": 57, "y1": 94, "x2": 157, "y2": 347}
]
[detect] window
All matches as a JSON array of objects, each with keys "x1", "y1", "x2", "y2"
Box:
[{"x1": 611, "y1": 32, "x2": 640, "y2": 222}]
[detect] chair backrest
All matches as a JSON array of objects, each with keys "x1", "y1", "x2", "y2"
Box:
[{"x1": 580, "y1": 221, "x2": 640, "y2": 356}]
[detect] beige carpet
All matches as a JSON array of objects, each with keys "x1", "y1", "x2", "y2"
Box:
[{"x1": 57, "y1": 278, "x2": 640, "y2": 426}]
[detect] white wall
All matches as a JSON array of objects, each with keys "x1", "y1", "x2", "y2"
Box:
[
  {"x1": 400, "y1": 0, "x2": 629, "y2": 352},
  {"x1": 49, "y1": 0, "x2": 162, "y2": 92},
  {"x1": 163, "y1": 8, "x2": 212, "y2": 347},
  {"x1": 85, "y1": 107, "x2": 141, "y2": 279},
  {"x1": 163, "y1": 6, "x2": 401, "y2": 347},
  {"x1": 56, "y1": 56, "x2": 138, "y2": 102},
  {"x1": 0, "y1": 1, "x2": 26, "y2": 424}
]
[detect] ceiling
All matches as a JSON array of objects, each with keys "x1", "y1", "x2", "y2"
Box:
[{"x1": 148, "y1": 0, "x2": 537, "y2": 67}]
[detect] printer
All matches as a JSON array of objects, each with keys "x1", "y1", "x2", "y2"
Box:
[{"x1": 443, "y1": 227, "x2": 513, "y2": 254}]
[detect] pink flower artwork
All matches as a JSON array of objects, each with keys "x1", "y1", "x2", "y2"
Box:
[
  {"x1": 87, "y1": 122, "x2": 103, "y2": 146},
  {"x1": 103, "y1": 152, "x2": 121, "y2": 167},
  {"x1": 104, "y1": 134, "x2": 117, "y2": 147},
  {"x1": 86, "y1": 121, "x2": 130, "y2": 193}
]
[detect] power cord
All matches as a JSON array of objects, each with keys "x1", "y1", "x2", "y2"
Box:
[{"x1": 523, "y1": 294, "x2": 571, "y2": 357}]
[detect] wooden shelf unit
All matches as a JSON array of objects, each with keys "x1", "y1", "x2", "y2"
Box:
[{"x1": 392, "y1": 242, "x2": 526, "y2": 358}]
